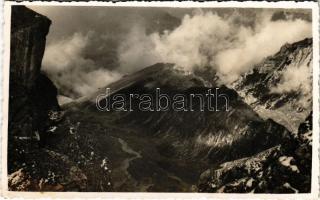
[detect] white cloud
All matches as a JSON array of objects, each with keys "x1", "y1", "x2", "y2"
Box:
[
  {"x1": 118, "y1": 10, "x2": 312, "y2": 84},
  {"x1": 43, "y1": 33, "x2": 121, "y2": 98},
  {"x1": 271, "y1": 53, "x2": 312, "y2": 95},
  {"x1": 42, "y1": 9, "x2": 312, "y2": 98},
  {"x1": 216, "y1": 19, "x2": 312, "y2": 83}
]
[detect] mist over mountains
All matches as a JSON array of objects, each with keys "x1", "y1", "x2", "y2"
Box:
[{"x1": 30, "y1": 6, "x2": 312, "y2": 98}]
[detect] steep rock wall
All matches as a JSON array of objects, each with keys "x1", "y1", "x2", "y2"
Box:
[{"x1": 8, "y1": 6, "x2": 59, "y2": 141}]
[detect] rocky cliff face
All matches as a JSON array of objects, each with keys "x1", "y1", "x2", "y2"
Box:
[
  {"x1": 8, "y1": 6, "x2": 59, "y2": 139},
  {"x1": 232, "y1": 38, "x2": 312, "y2": 133},
  {"x1": 10, "y1": 6, "x2": 51, "y2": 89},
  {"x1": 8, "y1": 5, "x2": 60, "y2": 190},
  {"x1": 8, "y1": 6, "x2": 112, "y2": 192}
]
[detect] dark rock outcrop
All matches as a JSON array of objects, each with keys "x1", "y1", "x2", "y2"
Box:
[
  {"x1": 10, "y1": 6, "x2": 51, "y2": 89},
  {"x1": 8, "y1": 5, "x2": 59, "y2": 169},
  {"x1": 8, "y1": 5, "x2": 59, "y2": 189},
  {"x1": 7, "y1": 6, "x2": 113, "y2": 192},
  {"x1": 8, "y1": 5, "x2": 60, "y2": 140}
]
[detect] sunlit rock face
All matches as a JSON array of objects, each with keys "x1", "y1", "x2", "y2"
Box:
[
  {"x1": 198, "y1": 112, "x2": 312, "y2": 193},
  {"x1": 232, "y1": 38, "x2": 312, "y2": 133}
]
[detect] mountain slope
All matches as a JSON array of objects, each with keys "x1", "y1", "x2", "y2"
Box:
[
  {"x1": 197, "y1": 38, "x2": 313, "y2": 193},
  {"x1": 50, "y1": 62, "x2": 292, "y2": 191},
  {"x1": 75, "y1": 63, "x2": 290, "y2": 163},
  {"x1": 232, "y1": 38, "x2": 312, "y2": 133},
  {"x1": 198, "y1": 112, "x2": 312, "y2": 193}
]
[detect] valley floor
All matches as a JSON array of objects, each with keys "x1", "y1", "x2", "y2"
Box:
[{"x1": 52, "y1": 108, "x2": 210, "y2": 192}]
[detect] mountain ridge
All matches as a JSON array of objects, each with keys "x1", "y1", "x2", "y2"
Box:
[{"x1": 232, "y1": 38, "x2": 312, "y2": 133}]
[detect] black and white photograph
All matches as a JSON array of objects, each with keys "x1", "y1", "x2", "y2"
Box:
[{"x1": 1, "y1": 1, "x2": 319, "y2": 198}]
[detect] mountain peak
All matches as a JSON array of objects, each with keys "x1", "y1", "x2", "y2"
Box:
[{"x1": 232, "y1": 38, "x2": 312, "y2": 133}]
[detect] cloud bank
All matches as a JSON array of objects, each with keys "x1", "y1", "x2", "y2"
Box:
[
  {"x1": 37, "y1": 7, "x2": 311, "y2": 98},
  {"x1": 43, "y1": 32, "x2": 121, "y2": 98},
  {"x1": 271, "y1": 51, "x2": 312, "y2": 96},
  {"x1": 119, "y1": 10, "x2": 312, "y2": 83},
  {"x1": 271, "y1": 64, "x2": 311, "y2": 95}
]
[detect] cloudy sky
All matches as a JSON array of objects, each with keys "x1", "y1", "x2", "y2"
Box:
[{"x1": 27, "y1": 6, "x2": 312, "y2": 98}]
